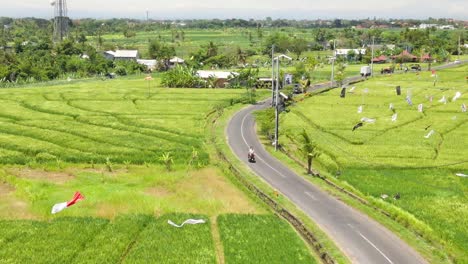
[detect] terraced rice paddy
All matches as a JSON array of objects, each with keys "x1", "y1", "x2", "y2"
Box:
[
  {"x1": 276, "y1": 65, "x2": 468, "y2": 262},
  {"x1": 0, "y1": 76, "x2": 253, "y2": 165}
]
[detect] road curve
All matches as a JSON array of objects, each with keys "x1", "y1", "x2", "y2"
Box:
[{"x1": 226, "y1": 101, "x2": 427, "y2": 264}]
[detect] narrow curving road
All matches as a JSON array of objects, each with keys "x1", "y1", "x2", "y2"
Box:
[{"x1": 226, "y1": 101, "x2": 428, "y2": 264}]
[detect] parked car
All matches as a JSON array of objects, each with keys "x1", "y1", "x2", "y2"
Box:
[
  {"x1": 410, "y1": 64, "x2": 421, "y2": 71},
  {"x1": 381, "y1": 67, "x2": 394, "y2": 74},
  {"x1": 360, "y1": 66, "x2": 371, "y2": 77}
]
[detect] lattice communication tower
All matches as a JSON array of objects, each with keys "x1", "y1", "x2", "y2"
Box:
[{"x1": 51, "y1": 0, "x2": 69, "y2": 42}]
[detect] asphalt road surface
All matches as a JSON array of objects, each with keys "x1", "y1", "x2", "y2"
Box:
[{"x1": 227, "y1": 101, "x2": 428, "y2": 264}]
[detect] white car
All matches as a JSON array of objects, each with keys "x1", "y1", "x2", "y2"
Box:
[{"x1": 454, "y1": 60, "x2": 460, "y2": 64}]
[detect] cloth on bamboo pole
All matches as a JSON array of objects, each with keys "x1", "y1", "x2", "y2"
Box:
[
  {"x1": 51, "y1": 192, "x2": 84, "y2": 214},
  {"x1": 361, "y1": 117, "x2": 376, "y2": 123},
  {"x1": 438, "y1": 96, "x2": 447, "y2": 104},
  {"x1": 352, "y1": 122, "x2": 364, "y2": 131},
  {"x1": 406, "y1": 96, "x2": 413, "y2": 106}
]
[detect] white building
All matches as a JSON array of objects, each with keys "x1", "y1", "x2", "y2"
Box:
[
  {"x1": 196, "y1": 70, "x2": 239, "y2": 88},
  {"x1": 137, "y1": 59, "x2": 157, "y2": 71},
  {"x1": 334, "y1": 49, "x2": 366, "y2": 56},
  {"x1": 104, "y1": 50, "x2": 139, "y2": 61}
]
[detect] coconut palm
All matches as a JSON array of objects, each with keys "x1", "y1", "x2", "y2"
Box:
[{"x1": 298, "y1": 129, "x2": 320, "y2": 175}]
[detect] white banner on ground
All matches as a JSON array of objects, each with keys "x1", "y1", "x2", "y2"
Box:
[
  {"x1": 168, "y1": 219, "x2": 206, "y2": 228},
  {"x1": 424, "y1": 130, "x2": 435, "y2": 139}
]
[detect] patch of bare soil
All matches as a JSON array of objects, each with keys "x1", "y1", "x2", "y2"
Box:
[
  {"x1": 0, "y1": 182, "x2": 14, "y2": 196},
  {"x1": 0, "y1": 182, "x2": 36, "y2": 219},
  {"x1": 7, "y1": 168, "x2": 75, "y2": 185},
  {"x1": 80, "y1": 167, "x2": 128, "y2": 176},
  {"x1": 178, "y1": 168, "x2": 264, "y2": 214},
  {"x1": 145, "y1": 187, "x2": 173, "y2": 198}
]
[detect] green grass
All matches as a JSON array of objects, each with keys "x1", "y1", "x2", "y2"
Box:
[
  {"x1": 73, "y1": 214, "x2": 153, "y2": 264},
  {"x1": 275, "y1": 64, "x2": 468, "y2": 262},
  {"x1": 218, "y1": 214, "x2": 316, "y2": 264},
  {"x1": 0, "y1": 75, "x2": 266, "y2": 165},
  {"x1": 0, "y1": 217, "x2": 109, "y2": 264},
  {"x1": 124, "y1": 213, "x2": 216, "y2": 264},
  {"x1": 0, "y1": 214, "x2": 314, "y2": 264}
]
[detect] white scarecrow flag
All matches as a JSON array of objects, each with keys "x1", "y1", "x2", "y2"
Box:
[
  {"x1": 418, "y1": 104, "x2": 423, "y2": 113},
  {"x1": 424, "y1": 130, "x2": 435, "y2": 139},
  {"x1": 438, "y1": 96, "x2": 447, "y2": 104},
  {"x1": 168, "y1": 219, "x2": 206, "y2": 228},
  {"x1": 406, "y1": 96, "x2": 413, "y2": 106},
  {"x1": 389, "y1": 103, "x2": 394, "y2": 110},
  {"x1": 361, "y1": 117, "x2": 376, "y2": 123},
  {"x1": 456, "y1": 173, "x2": 468, "y2": 178},
  {"x1": 391, "y1": 113, "x2": 398, "y2": 122},
  {"x1": 51, "y1": 191, "x2": 85, "y2": 214},
  {"x1": 357, "y1": 105, "x2": 363, "y2": 114},
  {"x1": 462, "y1": 104, "x2": 467, "y2": 113},
  {"x1": 453, "y1": 92, "x2": 462, "y2": 102}
]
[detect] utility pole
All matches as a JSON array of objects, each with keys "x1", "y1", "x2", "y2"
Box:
[
  {"x1": 274, "y1": 56, "x2": 280, "y2": 151},
  {"x1": 331, "y1": 40, "x2": 336, "y2": 87},
  {"x1": 271, "y1": 45, "x2": 275, "y2": 106},
  {"x1": 371, "y1": 36, "x2": 375, "y2": 76},
  {"x1": 458, "y1": 35, "x2": 461, "y2": 61}
]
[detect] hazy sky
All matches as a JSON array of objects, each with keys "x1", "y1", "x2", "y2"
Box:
[{"x1": 1, "y1": 0, "x2": 467, "y2": 20}]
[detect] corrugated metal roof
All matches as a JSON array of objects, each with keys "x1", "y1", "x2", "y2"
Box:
[
  {"x1": 169, "y1": 57, "x2": 185, "y2": 63},
  {"x1": 137, "y1": 59, "x2": 157, "y2": 66},
  {"x1": 105, "y1": 50, "x2": 139, "y2": 58}
]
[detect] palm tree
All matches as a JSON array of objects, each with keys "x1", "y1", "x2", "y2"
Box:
[
  {"x1": 298, "y1": 129, "x2": 320, "y2": 175},
  {"x1": 236, "y1": 47, "x2": 246, "y2": 64}
]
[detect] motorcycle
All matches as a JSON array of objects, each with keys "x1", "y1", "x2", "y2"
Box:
[{"x1": 248, "y1": 152, "x2": 256, "y2": 163}]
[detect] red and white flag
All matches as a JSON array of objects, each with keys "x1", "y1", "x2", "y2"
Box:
[{"x1": 51, "y1": 192, "x2": 85, "y2": 214}]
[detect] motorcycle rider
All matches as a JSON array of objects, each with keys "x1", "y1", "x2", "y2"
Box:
[{"x1": 248, "y1": 146, "x2": 255, "y2": 160}]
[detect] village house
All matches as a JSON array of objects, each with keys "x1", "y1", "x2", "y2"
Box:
[
  {"x1": 196, "y1": 70, "x2": 238, "y2": 88},
  {"x1": 137, "y1": 59, "x2": 158, "y2": 71},
  {"x1": 334, "y1": 49, "x2": 366, "y2": 57},
  {"x1": 104, "y1": 50, "x2": 139, "y2": 61}
]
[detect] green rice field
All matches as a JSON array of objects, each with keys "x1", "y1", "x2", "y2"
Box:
[
  {"x1": 276, "y1": 65, "x2": 468, "y2": 262},
  {"x1": 0, "y1": 214, "x2": 315, "y2": 264},
  {"x1": 0, "y1": 76, "x2": 260, "y2": 165}
]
